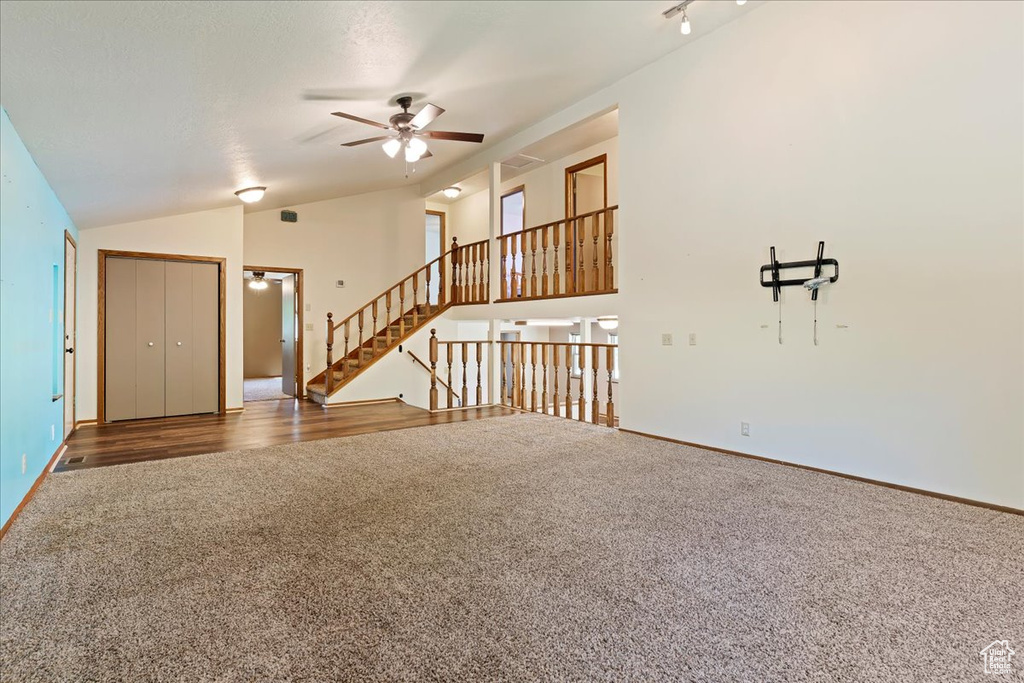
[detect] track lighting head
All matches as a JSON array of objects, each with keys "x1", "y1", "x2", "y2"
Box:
[
  {"x1": 663, "y1": 1, "x2": 695, "y2": 35},
  {"x1": 680, "y1": 9, "x2": 691, "y2": 35}
]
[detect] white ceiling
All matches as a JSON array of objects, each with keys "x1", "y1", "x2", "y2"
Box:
[{"x1": 0, "y1": 1, "x2": 757, "y2": 228}]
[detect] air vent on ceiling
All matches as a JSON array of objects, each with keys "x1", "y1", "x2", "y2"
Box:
[{"x1": 501, "y1": 153, "x2": 544, "y2": 169}]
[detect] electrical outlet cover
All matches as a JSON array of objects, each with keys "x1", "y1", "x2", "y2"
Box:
[{"x1": 661, "y1": 333, "x2": 673, "y2": 346}]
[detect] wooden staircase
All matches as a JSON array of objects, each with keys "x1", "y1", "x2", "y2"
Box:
[{"x1": 306, "y1": 237, "x2": 489, "y2": 404}]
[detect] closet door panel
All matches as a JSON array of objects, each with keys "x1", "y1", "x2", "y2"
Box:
[
  {"x1": 164, "y1": 261, "x2": 195, "y2": 416},
  {"x1": 135, "y1": 259, "x2": 166, "y2": 419},
  {"x1": 104, "y1": 258, "x2": 137, "y2": 421},
  {"x1": 191, "y1": 262, "x2": 220, "y2": 414}
]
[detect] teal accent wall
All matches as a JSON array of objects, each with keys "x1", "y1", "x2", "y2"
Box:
[{"x1": 0, "y1": 108, "x2": 78, "y2": 528}]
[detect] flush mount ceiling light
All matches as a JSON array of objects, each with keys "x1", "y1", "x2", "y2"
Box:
[
  {"x1": 515, "y1": 319, "x2": 574, "y2": 327},
  {"x1": 234, "y1": 186, "x2": 266, "y2": 203},
  {"x1": 248, "y1": 271, "x2": 269, "y2": 290},
  {"x1": 597, "y1": 316, "x2": 619, "y2": 331},
  {"x1": 663, "y1": 0, "x2": 695, "y2": 35},
  {"x1": 736, "y1": 0, "x2": 747, "y2": 4},
  {"x1": 442, "y1": 186, "x2": 462, "y2": 199}
]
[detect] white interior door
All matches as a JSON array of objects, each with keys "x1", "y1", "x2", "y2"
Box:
[
  {"x1": 63, "y1": 235, "x2": 76, "y2": 437},
  {"x1": 280, "y1": 274, "x2": 296, "y2": 397}
]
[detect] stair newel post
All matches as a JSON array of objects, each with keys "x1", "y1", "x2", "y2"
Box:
[
  {"x1": 385, "y1": 291, "x2": 393, "y2": 345},
  {"x1": 461, "y1": 341, "x2": 469, "y2": 407},
  {"x1": 604, "y1": 209, "x2": 614, "y2": 291},
  {"x1": 552, "y1": 343, "x2": 560, "y2": 417},
  {"x1": 475, "y1": 342, "x2": 483, "y2": 406},
  {"x1": 371, "y1": 299, "x2": 379, "y2": 357},
  {"x1": 565, "y1": 344, "x2": 573, "y2": 418},
  {"x1": 591, "y1": 345, "x2": 600, "y2": 425},
  {"x1": 446, "y1": 343, "x2": 454, "y2": 409},
  {"x1": 541, "y1": 226, "x2": 549, "y2": 297},
  {"x1": 530, "y1": 343, "x2": 538, "y2": 412},
  {"x1": 412, "y1": 272, "x2": 420, "y2": 327},
  {"x1": 552, "y1": 222, "x2": 561, "y2": 296},
  {"x1": 483, "y1": 241, "x2": 490, "y2": 303},
  {"x1": 325, "y1": 312, "x2": 334, "y2": 394},
  {"x1": 500, "y1": 236, "x2": 509, "y2": 300},
  {"x1": 429, "y1": 329, "x2": 438, "y2": 412},
  {"x1": 450, "y1": 237, "x2": 460, "y2": 304},
  {"x1": 541, "y1": 343, "x2": 548, "y2": 414},
  {"x1": 606, "y1": 345, "x2": 615, "y2": 427},
  {"x1": 398, "y1": 282, "x2": 406, "y2": 337},
  {"x1": 343, "y1": 319, "x2": 350, "y2": 379}
]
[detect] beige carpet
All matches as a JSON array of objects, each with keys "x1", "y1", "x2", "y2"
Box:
[
  {"x1": 243, "y1": 376, "x2": 290, "y2": 402},
  {"x1": 1, "y1": 414, "x2": 1021, "y2": 682}
]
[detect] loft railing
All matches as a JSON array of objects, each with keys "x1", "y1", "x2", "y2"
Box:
[
  {"x1": 320, "y1": 238, "x2": 488, "y2": 395},
  {"x1": 499, "y1": 340, "x2": 618, "y2": 427},
  {"x1": 409, "y1": 349, "x2": 461, "y2": 407},
  {"x1": 497, "y1": 205, "x2": 618, "y2": 302},
  {"x1": 428, "y1": 330, "x2": 489, "y2": 410}
]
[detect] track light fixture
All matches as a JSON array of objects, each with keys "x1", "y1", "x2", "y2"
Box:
[{"x1": 663, "y1": 0, "x2": 695, "y2": 35}]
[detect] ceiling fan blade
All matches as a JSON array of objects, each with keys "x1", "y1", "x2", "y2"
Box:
[
  {"x1": 419, "y1": 130, "x2": 485, "y2": 143},
  {"x1": 409, "y1": 103, "x2": 445, "y2": 130},
  {"x1": 341, "y1": 135, "x2": 394, "y2": 147},
  {"x1": 420, "y1": 149, "x2": 433, "y2": 159},
  {"x1": 331, "y1": 111, "x2": 392, "y2": 130}
]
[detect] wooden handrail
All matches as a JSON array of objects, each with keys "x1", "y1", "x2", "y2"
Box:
[
  {"x1": 497, "y1": 206, "x2": 617, "y2": 302},
  {"x1": 407, "y1": 349, "x2": 460, "y2": 405}
]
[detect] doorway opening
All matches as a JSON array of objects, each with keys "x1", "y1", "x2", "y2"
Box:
[
  {"x1": 63, "y1": 231, "x2": 77, "y2": 437},
  {"x1": 425, "y1": 210, "x2": 445, "y2": 303},
  {"x1": 243, "y1": 266, "x2": 303, "y2": 402},
  {"x1": 501, "y1": 186, "x2": 526, "y2": 297},
  {"x1": 565, "y1": 154, "x2": 607, "y2": 218}
]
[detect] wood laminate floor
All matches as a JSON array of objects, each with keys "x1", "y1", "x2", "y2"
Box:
[{"x1": 58, "y1": 400, "x2": 516, "y2": 472}]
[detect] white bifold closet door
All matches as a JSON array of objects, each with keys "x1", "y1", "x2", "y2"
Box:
[{"x1": 105, "y1": 257, "x2": 218, "y2": 421}]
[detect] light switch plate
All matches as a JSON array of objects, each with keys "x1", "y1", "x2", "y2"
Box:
[
  {"x1": 305, "y1": 323, "x2": 313, "y2": 331},
  {"x1": 661, "y1": 334, "x2": 673, "y2": 346},
  {"x1": 688, "y1": 333, "x2": 697, "y2": 346},
  {"x1": 305, "y1": 303, "x2": 311, "y2": 312}
]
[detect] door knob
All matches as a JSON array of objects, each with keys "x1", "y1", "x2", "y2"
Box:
[
  {"x1": 65, "y1": 347, "x2": 74, "y2": 354},
  {"x1": 148, "y1": 342, "x2": 154, "y2": 347},
  {"x1": 280, "y1": 339, "x2": 286, "y2": 343}
]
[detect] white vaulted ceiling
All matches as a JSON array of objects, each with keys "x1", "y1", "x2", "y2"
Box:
[{"x1": 0, "y1": 1, "x2": 756, "y2": 228}]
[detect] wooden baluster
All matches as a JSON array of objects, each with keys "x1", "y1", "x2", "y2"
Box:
[
  {"x1": 412, "y1": 272, "x2": 420, "y2": 327},
  {"x1": 461, "y1": 342, "x2": 469, "y2": 407},
  {"x1": 425, "y1": 261, "x2": 433, "y2": 309},
  {"x1": 429, "y1": 329, "x2": 438, "y2": 411},
  {"x1": 511, "y1": 343, "x2": 520, "y2": 408},
  {"x1": 371, "y1": 299, "x2": 379, "y2": 357},
  {"x1": 475, "y1": 342, "x2": 483, "y2": 406},
  {"x1": 343, "y1": 319, "x2": 350, "y2": 378},
  {"x1": 450, "y1": 237, "x2": 460, "y2": 304},
  {"x1": 591, "y1": 345, "x2": 600, "y2": 424},
  {"x1": 578, "y1": 216, "x2": 587, "y2": 295},
  {"x1": 325, "y1": 312, "x2": 334, "y2": 393},
  {"x1": 484, "y1": 242, "x2": 490, "y2": 302},
  {"x1": 577, "y1": 343, "x2": 587, "y2": 422},
  {"x1": 357, "y1": 309, "x2": 364, "y2": 362},
  {"x1": 519, "y1": 343, "x2": 527, "y2": 409},
  {"x1": 500, "y1": 236, "x2": 509, "y2": 300},
  {"x1": 540, "y1": 226, "x2": 549, "y2": 297},
  {"x1": 605, "y1": 209, "x2": 614, "y2": 291},
  {"x1": 385, "y1": 292, "x2": 393, "y2": 345},
  {"x1": 606, "y1": 345, "x2": 615, "y2": 427},
  {"x1": 446, "y1": 343, "x2": 454, "y2": 409},
  {"x1": 592, "y1": 213, "x2": 601, "y2": 292},
  {"x1": 552, "y1": 343, "x2": 560, "y2": 417},
  {"x1": 516, "y1": 233, "x2": 525, "y2": 298},
  {"x1": 566, "y1": 219, "x2": 575, "y2": 294},
  {"x1": 552, "y1": 222, "x2": 561, "y2": 296},
  {"x1": 500, "y1": 343, "x2": 508, "y2": 405},
  {"x1": 530, "y1": 343, "x2": 538, "y2": 412},
  {"x1": 541, "y1": 343, "x2": 548, "y2": 414},
  {"x1": 530, "y1": 230, "x2": 538, "y2": 297},
  {"x1": 468, "y1": 244, "x2": 476, "y2": 304},
  {"x1": 462, "y1": 245, "x2": 470, "y2": 303},
  {"x1": 564, "y1": 344, "x2": 573, "y2": 418},
  {"x1": 398, "y1": 282, "x2": 406, "y2": 337}
]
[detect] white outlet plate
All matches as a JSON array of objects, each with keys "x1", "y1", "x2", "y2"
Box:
[
  {"x1": 688, "y1": 333, "x2": 697, "y2": 346},
  {"x1": 741, "y1": 422, "x2": 750, "y2": 437},
  {"x1": 305, "y1": 323, "x2": 314, "y2": 331},
  {"x1": 661, "y1": 333, "x2": 673, "y2": 346},
  {"x1": 305, "y1": 303, "x2": 311, "y2": 312}
]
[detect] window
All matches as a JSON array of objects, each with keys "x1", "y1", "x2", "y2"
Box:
[
  {"x1": 570, "y1": 333, "x2": 581, "y2": 377},
  {"x1": 608, "y1": 333, "x2": 619, "y2": 381}
]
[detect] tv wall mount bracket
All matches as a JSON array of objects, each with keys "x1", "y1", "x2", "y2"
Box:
[{"x1": 759, "y1": 241, "x2": 839, "y2": 301}]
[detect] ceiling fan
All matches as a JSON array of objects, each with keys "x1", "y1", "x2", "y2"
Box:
[{"x1": 332, "y1": 96, "x2": 484, "y2": 163}]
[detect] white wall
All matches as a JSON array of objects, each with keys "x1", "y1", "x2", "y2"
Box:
[
  {"x1": 243, "y1": 186, "x2": 427, "y2": 388},
  {"x1": 615, "y1": 0, "x2": 1023, "y2": 507},
  {"x1": 76, "y1": 206, "x2": 245, "y2": 418}
]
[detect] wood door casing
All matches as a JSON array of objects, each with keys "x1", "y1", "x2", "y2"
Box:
[
  {"x1": 63, "y1": 231, "x2": 77, "y2": 437},
  {"x1": 243, "y1": 265, "x2": 304, "y2": 399},
  {"x1": 280, "y1": 273, "x2": 296, "y2": 397}
]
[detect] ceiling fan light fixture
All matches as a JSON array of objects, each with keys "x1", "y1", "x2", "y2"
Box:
[
  {"x1": 382, "y1": 138, "x2": 402, "y2": 158},
  {"x1": 234, "y1": 186, "x2": 266, "y2": 203},
  {"x1": 407, "y1": 137, "x2": 427, "y2": 156},
  {"x1": 442, "y1": 186, "x2": 462, "y2": 199}
]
